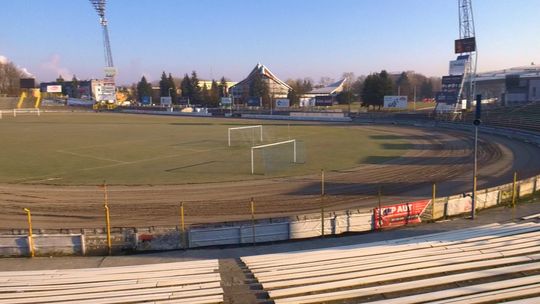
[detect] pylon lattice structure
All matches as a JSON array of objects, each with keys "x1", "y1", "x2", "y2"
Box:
[{"x1": 458, "y1": 0, "x2": 477, "y2": 109}]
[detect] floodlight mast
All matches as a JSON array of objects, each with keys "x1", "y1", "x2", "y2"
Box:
[
  {"x1": 90, "y1": 0, "x2": 114, "y2": 68},
  {"x1": 458, "y1": 0, "x2": 477, "y2": 110}
]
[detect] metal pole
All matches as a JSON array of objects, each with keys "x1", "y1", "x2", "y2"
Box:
[
  {"x1": 512, "y1": 172, "x2": 518, "y2": 208},
  {"x1": 24, "y1": 208, "x2": 34, "y2": 257},
  {"x1": 413, "y1": 86, "x2": 417, "y2": 111},
  {"x1": 471, "y1": 125, "x2": 478, "y2": 219},
  {"x1": 180, "y1": 202, "x2": 185, "y2": 249},
  {"x1": 250, "y1": 198, "x2": 256, "y2": 245},
  {"x1": 377, "y1": 186, "x2": 382, "y2": 229},
  {"x1": 321, "y1": 169, "x2": 325, "y2": 237},
  {"x1": 432, "y1": 183, "x2": 436, "y2": 219}
]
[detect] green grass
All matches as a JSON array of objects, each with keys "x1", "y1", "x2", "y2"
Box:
[{"x1": 0, "y1": 113, "x2": 411, "y2": 185}]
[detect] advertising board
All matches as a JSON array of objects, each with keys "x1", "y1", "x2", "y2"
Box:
[
  {"x1": 435, "y1": 91, "x2": 458, "y2": 104},
  {"x1": 374, "y1": 199, "x2": 431, "y2": 229},
  {"x1": 141, "y1": 96, "x2": 152, "y2": 105},
  {"x1": 383, "y1": 96, "x2": 408, "y2": 109},
  {"x1": 220, "y1": 97, "x2": 232, "y2": 105},
  {"x1": 46, "y1": 85, "x2": 62, "y2": 93},
  {"x1": 315, "y1": 96, "x2": 333, "y2": 106},
  {"x1": 455, "y1": 37, "x2": 476, "y2": 53},
  {"x1": 20, "y1": 78, "x2": 36, "y2": 89},
  {"x1": 275, "y1": 99, "x2": 290, "y2": 108},
  {"x1": 160, "y1": 96, "x2": 172, "y2": 106},
  {"x1": 247, "y1": 97, "x2": 261, "y2": 107}
]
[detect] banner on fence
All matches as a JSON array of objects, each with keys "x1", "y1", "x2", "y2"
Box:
[
  {"x1": 374, "y1": 199, "x2": 431, "y2": 229},
  {"x1": 446, "y1": 195, "x2": 472, "y2": 216}
]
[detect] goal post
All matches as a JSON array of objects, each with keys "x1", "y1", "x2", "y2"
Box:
[
  {"x1": 228, "y1": 125, "x2": 263, "y2": 146},
  {"x1": 251, "y1": 139, "x2": 297, "y2": 174},
  {"x1": 13, "y1": 108, "x2": 40, "y2": 117}
]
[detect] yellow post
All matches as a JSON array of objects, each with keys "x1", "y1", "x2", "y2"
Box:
[
  {"x1": 24, "y1": 208, "x2": 34, "y2": 258},
  {"x1": 512, "y1": 172, "x2": 518, "y2": 208},
  {"x1": 103, "y1": 181, "x2": 112, "y2": 255},
  {"x1": 180, "y1": 202, "x2": 186, "y2": 248},
  {"x1": 104, "y1": 204, "x2": 112, "y2": 255},
  {"x1": 250, "y1": 198, "x2": 256, "y2": 245},
  {"x1": 17, "y1": 91, "x2": 26, "y2": 109},
  {"x1": 432, "y1": 183, "x2": 436, "y2": 220}
]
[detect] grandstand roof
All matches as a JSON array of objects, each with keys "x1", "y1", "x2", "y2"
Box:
[
  {"x1": 308, "y1": 78, "x2": 347, "y2": 95},
  {"x1": 232, "y1": 63, "x2": 292, "y2": 90},
  {"x1": 475, "y1": 64, "x2": 540, "y2": 82}
]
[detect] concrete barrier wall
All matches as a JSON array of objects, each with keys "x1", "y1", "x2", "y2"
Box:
[
  {"x1": 0, "y1": 234, "x2": 84, "y2": 257},
  {"x1": 242, "y1": 114, "x2": 352, "y2": 122}
]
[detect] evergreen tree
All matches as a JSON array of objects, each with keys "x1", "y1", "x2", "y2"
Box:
[
  {"x1": 136, "y1": 76, "x2": 152, "y2": 102},
  {"x1": 168, "y1": 73, "x2": 178, "y2": 103},
  {"x1": 396, "y1": 72, "x2": 411, "y2": 99},
  {"x1": 287, "y1": 89, "x2": 299, "y2": 106},
  {"x1": 201, "y1": 83, "x2": 210, "y2": 106},
  {"x1": 159, "y1": 71, "x2": 170, "y2": 97},
  {"x1": 71, "y1": 75, "x2": 79, "y2": 98},
  {"x1": 361, "y1": 70, "x2": 394, "y2": 109},
  {"x1": 210, "y1": 80, "x2": 220, "y2": 107},
  {"x1": 420, "y1": 79, "x2": 434, "y2": 99},
  {"x1": 180, "y1": 74, "x2": 192, "y2": 99},
  {"x1": 190, "y1": 71, "x2": 201, "y2": 103}
]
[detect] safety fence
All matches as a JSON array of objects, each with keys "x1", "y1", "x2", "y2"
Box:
[{"x1": 0, "y1": 173, "x2": 538, "y2": 257}]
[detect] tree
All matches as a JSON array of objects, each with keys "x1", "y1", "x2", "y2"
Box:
[
  {"x1": 159, "y1": 71, "x2": 170, "y2": 97},
  {"x1": 71, "y1": 75, "x2": 79, "y2": 98},
  {"x1": 136, "y1": 75, "x2": 152, "y2": 102},
  {"x1": 396, "y1": 72, "x2": 411, "y2": 98},
  {"x1": 190, "y1": 71, "x2": 202, "y2": 104},
  {"x1": 249, "y1": 72, "x2": 270, "y2": 106},
  {"x1": 361, "y1": 70, "x2": 394, "y2": 109},
  {"x1": 201, "y1": 83, "x2": 210, "y2": 106},
  {"x1": 287, "y1": 89, "x2": 299, "y2": 106},
  {"x1": 420, "y1": 79, "x2": 434, "y2": 99},
  {"x1": 168, "y1": 73, "x2": 178, "y2": 103},
  {"x1": 210, "y1": 80, "x2": 220, "y2": 107},
  {"x1": 0, "y1": 60, "x2": 24, "y2": 96},
  {"x1": 180, "y1": 74, "x2": 192, "y2": 99}
]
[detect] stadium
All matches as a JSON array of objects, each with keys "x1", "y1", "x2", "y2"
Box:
[{"x1": 2, "y1": 0, "x2": 540, "y2": 303}]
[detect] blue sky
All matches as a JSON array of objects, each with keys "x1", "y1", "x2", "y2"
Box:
[{"x1": 1, "y1": 0, "x2": 539, "y2": 85}]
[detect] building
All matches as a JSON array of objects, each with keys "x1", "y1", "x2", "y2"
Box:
[
  {"x1": 198, "y1": 80, "x2": 237, "y2": 92},
  {"x1": 303, "y1": 79, "x2": 347, "y2": 106},
  {"x1": 475, "y1": 65, "x2": 540, "y2": 105},
  {"x1": 40, "y1": 79, "x2": 105, "y2": 101},
  {"x1": 230, "y1": 63, "x2": 292, "y2": 104}
]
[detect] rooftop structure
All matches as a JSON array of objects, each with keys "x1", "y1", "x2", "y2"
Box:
[{"x1": 230, "y1": 63, "x2": 292, "y2": 101}]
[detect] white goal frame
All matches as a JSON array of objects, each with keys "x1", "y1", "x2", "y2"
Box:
[
  {"x1": 0, "y1": 108, "x2": 40, "y2": 119},
  {"x1": 251, "y1": 139, "x2": 297, "y2": 174},
  {"x1": 228, "y1": 125, "x2": 263, "y2": 146}
]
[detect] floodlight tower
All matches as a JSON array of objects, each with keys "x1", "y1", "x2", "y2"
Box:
[
  {"x1": 90, "y1": 0, "x2": 116, "y2": 105},
  {"x1": 90, "y1": 0, "x2": 114, "y2": 68},
  {"x1": 458, "y1": 0, "x2": 477, "y2": 110}
]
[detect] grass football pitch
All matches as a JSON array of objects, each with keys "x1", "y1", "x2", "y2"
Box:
[{"x1": 0, "y1": 112, "x2": 411, "y2": 185}]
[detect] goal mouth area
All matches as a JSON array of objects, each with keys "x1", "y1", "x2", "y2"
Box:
[
  {"x1": 228, "y1": 125, "x2": 263, "y2": 147},
  {"x1": 251, "y1": 139, "x2": 302, "y2": 175}
]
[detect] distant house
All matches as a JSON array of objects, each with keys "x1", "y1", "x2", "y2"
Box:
[{"x1": 230, "y1": 63, "x2": 292, "y2": 103}]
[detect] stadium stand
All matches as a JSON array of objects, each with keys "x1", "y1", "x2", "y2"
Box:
[
  {"x1": 242, "y1": 222, "x2": 540, "y2": 304},
  {"x1": 460, "y1": 103, "x2": 540, "y2": 133},
  {"x1": 0, "y1": 259, "x2": 223, "y2": 304}
]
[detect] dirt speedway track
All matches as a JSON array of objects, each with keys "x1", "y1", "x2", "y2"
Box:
[{"x1": 1, "y1": 124, "x2": 539, "y2": 230}]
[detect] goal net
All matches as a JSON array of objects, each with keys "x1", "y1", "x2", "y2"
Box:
[
  {"x1": 228, "y1": 125, "x2": 263, "y2": 146},
  {"x1": 251, "y1": 139, "x2": 305, "y2": 174}
]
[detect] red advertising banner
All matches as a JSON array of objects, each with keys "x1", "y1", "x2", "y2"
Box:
[{"x1": 374, "y1": 199, "x2": 431, "y2": 229}]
